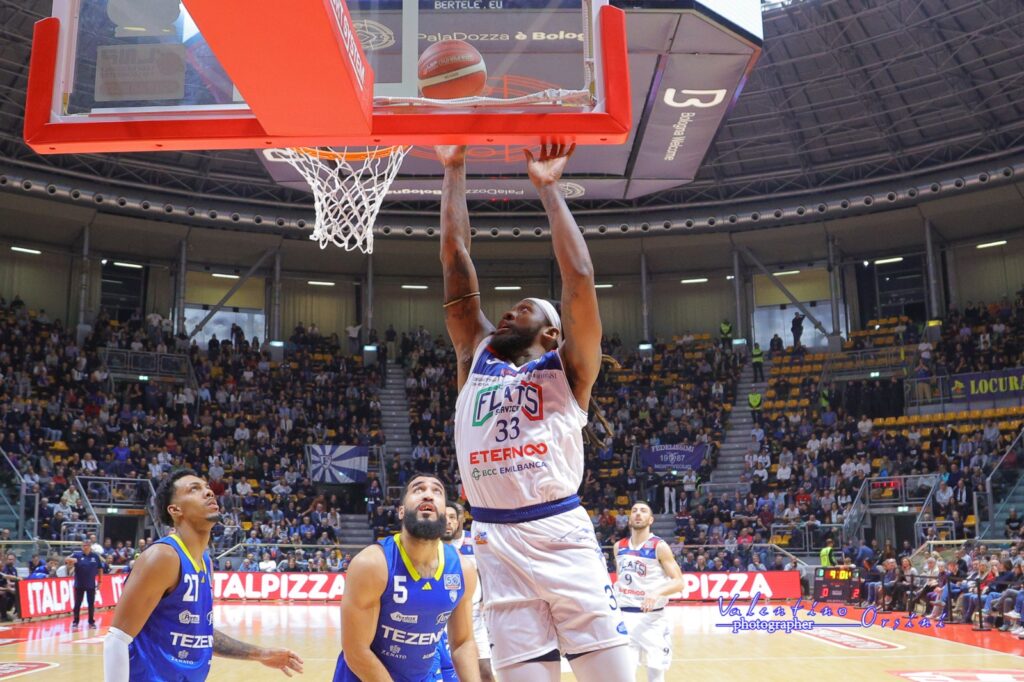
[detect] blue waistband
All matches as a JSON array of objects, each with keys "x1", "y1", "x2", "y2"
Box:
[
  {"x1": 621, "y1": 607, "x2": 664, "y2": 613},
  {"x1": 472, "y1": 495, "x2": 581, "y2": 524}
]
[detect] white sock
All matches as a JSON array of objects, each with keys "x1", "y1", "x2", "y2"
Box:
[
  {"x1": 495, "y1": 659, "x2": 560, "y2": 682},
  {"x1": 646, "y1": 667, "x2": 666, "y2": 682},
  {"x1": 566, "y1": 645, "x2": 634, "y2": 682}
]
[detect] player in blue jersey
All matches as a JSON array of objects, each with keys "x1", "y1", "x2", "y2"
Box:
[
  {"x1": 103, "y1": 469, "x2": 303, "y2": 681},
  {"x1": 335, "y1": 474, "x2": 481, "y2": 682},
  {"x1": 438, "y1": 502, "x2": 495, "y2": 682}
]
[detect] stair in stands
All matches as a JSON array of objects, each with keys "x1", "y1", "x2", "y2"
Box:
[
  {"x1": 379, "y1": 363, "x2": 413, "y2": 463},
  {"x1": 652, "y1": 514, "x2": 677, "y2": 540},
  {"x1": 337, "y1": 513, "x2": 374, "y2": 547},
  {"x1": 984, "y1": 474, "x2": 1024, "y2": 539},
  {"x1": 713, "y1": 359, "x2": 766, "y2": 484}
]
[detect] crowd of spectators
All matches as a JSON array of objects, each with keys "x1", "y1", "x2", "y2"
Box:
[{"x1": 0, "y1": 294, "x2": 393, "y2": 561}]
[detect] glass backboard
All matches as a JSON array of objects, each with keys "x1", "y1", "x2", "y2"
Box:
[{"x1": 63, "y1": 0, "x2": 595, "y2": 111}]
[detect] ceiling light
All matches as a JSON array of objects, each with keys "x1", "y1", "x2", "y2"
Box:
[
  {"x1": 773, "y1": 270, "x2": 800, "y2": 276},
  {"x1": 874, "y1": 257, "x2": 903, "y2": 265},
  {"x1": 594, "y1": 284, "x2": 614, "y2": 289},
  {"x1": 976, "y1": 240, "x2": 1007, "y2": 249},
  {"x1": 114, "y1": 261, "x2": 143, "y2": 269},
  {"x1": 494, "y1": 286, "x2": 522, "y2": 291},
  {"x1": 10, "y1": 246, "x2": 41, "y2": 255},
  {"x1": 681, "y1": 278, "x2": 708, "y2": 284},
  {"x1": 401, "y1": 285, "x2": 428, "y2": 290},
  {"x1": 211, "y1": 273, "x2": 238, "y2": 279},
  {"x1": 307, "y1": 281, "x2": 335, "y2": 287},
  {"x1": 726, "y1": 275, "x2": 735, "y2": 280}
]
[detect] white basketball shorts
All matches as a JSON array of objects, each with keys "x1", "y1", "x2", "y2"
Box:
[
  {"x1": 471, "y1": 505, "x2": 629, "y2": 669},
  {"x1": 472, "y1": 602, "x2": 491, "y2": 659},
  {"x1": 621, "y1": 608, "x2": 673, "y2": 671}
]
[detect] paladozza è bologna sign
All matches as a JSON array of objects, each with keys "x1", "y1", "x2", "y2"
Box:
[{"x1": 20, "y1": 569, "x2": 801, "y2": 618}]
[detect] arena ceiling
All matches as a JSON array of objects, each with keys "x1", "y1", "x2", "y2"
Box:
[{"x1": 0, "y1": 0, "x2": 1023, "y2": 242}]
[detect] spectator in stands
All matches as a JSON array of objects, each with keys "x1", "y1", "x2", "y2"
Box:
[
  {"x1": 751, "y1": 343, "x2": 764, "y2": 381},
  {"x1": 791, "y1": 312, "x2": 806, "y2": 348},
  {"x1": 1006, "y1": 510, "x2": 1022, "y2": 539},
  {"x1": 769, "y1": 334, "x2": 783, "y2": 357}
]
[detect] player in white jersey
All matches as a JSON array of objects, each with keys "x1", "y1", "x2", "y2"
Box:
[
  {"x1": 443, "y1": 503, "x2": 495, "y2": 682},
  {"x1": 437, "y1": 143, "x2": 632, "y2": 682},
  {"x1": 614, "y1": 502, "x2": 684, "y2": 682}
]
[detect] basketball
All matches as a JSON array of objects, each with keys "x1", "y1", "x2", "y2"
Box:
[{"x1": 417, "y1": 40, "x2": 487, "y2": 100}]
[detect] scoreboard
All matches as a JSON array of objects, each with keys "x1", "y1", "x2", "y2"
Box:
[{"x1": 812, "y1": 567, "x2": 861, "y2": 602}]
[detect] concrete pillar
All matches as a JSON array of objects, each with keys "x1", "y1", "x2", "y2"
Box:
[
  {"x1": 924, "y1": 219, "x2": 942, "y2": 319},
  {"x1": 640, "y1": 246, "x2": 651, "y2": 341}
]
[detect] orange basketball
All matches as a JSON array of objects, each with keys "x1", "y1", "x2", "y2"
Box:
[{"x1": 417, "y1": 40, "x2": 487, "y2": 100}]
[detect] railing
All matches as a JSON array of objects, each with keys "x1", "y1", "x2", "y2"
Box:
[
  {"x1": 77, "y1": 476, "x2": 156, "y2": 509},
  {"x1": 769, "y1": 522, "x2": 843, "y2": 553},
  {"x1": 912, "y1": 475, "x2": 948, "y2": 544},
  {"x1": 215, "y1": 541, "x2": 370, "y2": 568},
  {"x1": 0, "y1": 446, "x2": 32, "y2": 539},
  {"x1": 98, "y1": 348, "x2": 193, "y2": 384},
  {"x1": 73, "y1": 475, "x2": 101, "y2": 525},
  {"x1": 0, "y1": 540, "x2": 85, "y2": 567},
  {"x1": 60, "y1": 521, "x2": 101, "y2": 542},
  {"x1": 822, "y1": 345, "x2": 913, "y2": 383},
  {"x1": 866, "y1": 474, "x2": 940, "y2": 506},
  {"x1": 841, "y1": 478, "x2": 870, "y2": 544},
  {"x1": 697, "y1": 482, "x2": 751, "y2": 501},
  {"x1": 977, "y1": 425, "x2": 1024, "y2": 538},
  {"x1": 674, "y1": 542, "x2": 810, "y2": 570}
]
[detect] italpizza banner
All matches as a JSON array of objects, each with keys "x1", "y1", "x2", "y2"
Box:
[
  {"x1": 611, "y1": 570, "x2": 802, "y2": 601},
  {"x1": 18, "y1": 575, "x2": 129, "y2": 619}
]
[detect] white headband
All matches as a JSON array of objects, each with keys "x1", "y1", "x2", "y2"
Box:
[{"x1": 527, "y1": 298, "x2": 561, "y2": 336}]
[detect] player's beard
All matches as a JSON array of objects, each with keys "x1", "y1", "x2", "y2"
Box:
[
  {"x1": 205, "y1": 512, "x2": 223, "y2": 523},
  {"x1": 404, "y1": 506, "x2": 446, "y2": 541},
  {"x1": 488, "y1": 324, "x2": 539, "y2": 359}
]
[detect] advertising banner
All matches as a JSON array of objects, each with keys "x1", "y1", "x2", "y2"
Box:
[
  {"x1": 950, "y1": 368, "x2": 1024, "y2": 400},
  {"x1": 612, "y1": 570, "x2": 802, "y2": 602},
  {"x1": 18, "y1": 575, "x2": 129, "y2": 619},
  {"x1": 20, "y1": 569, "x2": 796, "y2": 618}
]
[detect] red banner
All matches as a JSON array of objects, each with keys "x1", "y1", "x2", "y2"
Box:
[
  {"x1": 213, "y1": 572, "x2": 346, "y2": 601},
  {"x1": 19, "y1": 570, "x2": 797, "y2": 619},
  {"x1": 611, "y1": 570, "x2": 802, "y2": 601},
  {"x1": 18, "y1": 575, "x2": 129, "y2": 619}
]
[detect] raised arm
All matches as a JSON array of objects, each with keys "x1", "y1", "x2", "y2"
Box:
[
  {"x1": 340, "y1": 547, "x2": 393, "y2": 682},
  {"x1": 436, "y1": 145, "x2": 494, "y2": 390},
  {"x1": 526, "y1": 143, "x2": 602, "y2": 407}
]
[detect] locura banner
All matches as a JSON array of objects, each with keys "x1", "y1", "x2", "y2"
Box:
[
  {"x1": 950, "y1": 368, "x2": 1024, "y2": 400},
  {"x1": 638, "y1": 443, "x2": 708, "y2": 471},
  {"x1": 612, "y1": 570, "x2": 801, "y2": 601},
  {"x1": 19, "y1": 575, "x2": 129, "y2": 619}
]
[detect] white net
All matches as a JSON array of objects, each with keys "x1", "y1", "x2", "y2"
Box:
[{"x1": 274, "y1": 145, "x2": 411, "y2": 253}]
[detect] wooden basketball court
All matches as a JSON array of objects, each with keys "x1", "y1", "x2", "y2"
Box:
[{"x1": 2, "y1": 602, "x2": 1021, "y2": 681}]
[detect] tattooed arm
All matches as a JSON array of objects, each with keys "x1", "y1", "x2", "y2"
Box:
[{"x1": 214, "y1": 629, "x2": 304, "y2": 676}]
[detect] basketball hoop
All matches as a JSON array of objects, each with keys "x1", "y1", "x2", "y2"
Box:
[{"x1": 274, "y1": 145, "x2": 411, "y2": 253}]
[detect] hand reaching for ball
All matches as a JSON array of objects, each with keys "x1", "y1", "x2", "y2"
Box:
[{"x1": 524, "y1": 143, "x2": 576, "y2": 188}]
